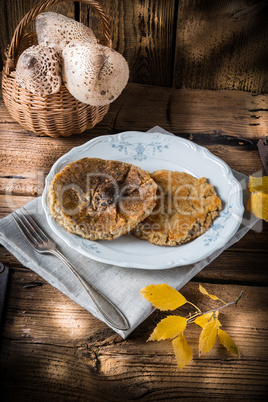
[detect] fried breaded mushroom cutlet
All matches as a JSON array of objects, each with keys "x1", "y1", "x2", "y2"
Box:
[
  {"x1": 132, "y1": 170, "x2": 222, "y2": 246},
  {"x1": 48, "y1": 157, "x2": 157, "y2": 240}
]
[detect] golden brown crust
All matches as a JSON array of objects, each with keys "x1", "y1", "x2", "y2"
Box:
[
  {"x1": 48, "y1": 158, "x2": 157, "y2": 240},
  {"x1": 132, "y1": 170, "x2": 222, "y2": 246}
]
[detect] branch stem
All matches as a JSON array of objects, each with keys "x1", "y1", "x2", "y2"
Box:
[
  {"x1": 187, "y1": 291, "x2": 243, "y2": 324},
  {"x1": 187, "y1": 301, "x2": 202, "y2": 314}
]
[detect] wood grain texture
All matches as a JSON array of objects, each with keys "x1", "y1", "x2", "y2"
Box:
[
  {"x1": 111, "y1": 85, "x2": 268, "y2": 142},
  {"x1": 0, "y1": 0, "x2": 75, "y2": 70},
  {"x1": 80, "y1": 0, "x2": 176, "y2": 87},
  {"x1": 1, "y1": 0, "x2": 267, "y2": 92},
  {"x1": 174, "y1": 0, "x2": 268, "y2": 92},
  {"x1": 0, "y1": 84, "x2": 267, "y2": 200},
  {"x1": 1, "y1": 274, "x2": 267, "y2": 400}
]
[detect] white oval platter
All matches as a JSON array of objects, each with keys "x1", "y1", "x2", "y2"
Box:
[{"x1": 42, "y1": 131, "x2": 244, "y2": 269}]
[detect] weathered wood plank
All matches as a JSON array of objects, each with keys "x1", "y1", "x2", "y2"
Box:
[
  {"x1": 0, "y1": 141, "x2": 264, "y2": 197},
  {"x1": 1, "y1": 1, "x2": 267, "y2": 93},
  {"x1": 1, "y1": 341, "x2": 267, "y2": 401},
  {"x1": 111, "y1": 85, "x2": 268, "y2": 139},
  {"x1": 80, "y1": 0, "x2": 176, "y2": 87},
  {"x1": 194, "y1": 248, "x2": 268, "y2": 285},
  {"x1": 0, "y1": 86, "x2": 267, "y2": 199},
  {"x1": 174, "y1": 0, "x2": 268, "y2": 93},
  {"x1": 0, "y1": 195, "x2": 35, "y2": 218},
  {"x1": 0, "y1": 0, "x2": 75, "y2": 71},
  {"x1": 1, "y1": 281, "x2": 267, "y2": 400}
]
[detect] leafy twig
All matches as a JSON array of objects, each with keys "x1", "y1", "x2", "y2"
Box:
[{"x1": 140, "y1": 283, "x2": 242, "y2": 370}]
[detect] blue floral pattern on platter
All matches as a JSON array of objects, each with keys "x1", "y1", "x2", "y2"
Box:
[
  {"x1": 81, "y1": 240, "x2": 101, "y2": 254},
  {"x1": 111, "y1": 141, "x2": 169, "y2": 161},
  {"x1": 203, "y1": 206, "x2": 232, "y2": 246}
]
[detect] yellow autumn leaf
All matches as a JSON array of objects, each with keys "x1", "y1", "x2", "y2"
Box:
[
  {"x1": 194, "y1": 311, "x2": 219, "y2": 328},
  {"x1": 172, "y1": 334, "x2": 193, "y2": 370},
  {"x1": 248, "y1": 176, "x2": 268, "y2": 194},
  {"x1": 199, "y1": 284, "x2": 219, "y2": 301},
  {"x1": 218, "y1": 328, "x2": 240, "y2": 357},
  {"x1": 148, "y1": 315, "x2": 187, "y2": 341},
  {"x1": 199, "y1": 318, "x2": 221, "y2": 356},
  {"x1": 140, "y1": 284, "x2": 187, "y2": 311},
  {"x1": 247, "y1": 192, "x2": 268, "y2": 222}
]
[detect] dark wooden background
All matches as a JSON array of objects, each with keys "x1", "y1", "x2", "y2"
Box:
[{"x1": 0, "y1": 0, "x2": 267, "y2": 93}]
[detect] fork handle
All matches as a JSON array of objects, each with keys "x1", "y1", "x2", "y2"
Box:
[{"x1": 50, "y1": 249, "x2": 129, "y2": 331}]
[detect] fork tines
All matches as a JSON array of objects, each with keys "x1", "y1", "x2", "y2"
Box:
[{"x1": 13, "y1": 211, "x2": 48, "y2": 246}]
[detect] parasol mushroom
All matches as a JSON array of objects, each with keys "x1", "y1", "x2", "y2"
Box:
[
  {"x1": 62, "y1": 41, "x2": 129, "y2": 106},
  {"x1": 15, "y1": 45, "x2": 62, "y2": 96},
  {"x1": 36, "y1": 12, "x2": 97, "y2": 55}
]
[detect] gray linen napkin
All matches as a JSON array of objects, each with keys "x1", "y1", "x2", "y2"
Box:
[{"x1": 0, "y1": 126, "x2": 260, "y2": 338}]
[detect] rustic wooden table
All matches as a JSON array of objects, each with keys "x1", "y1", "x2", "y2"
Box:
[{"x1": 0, "y1": 83, "x2": 267, "y2": 401}]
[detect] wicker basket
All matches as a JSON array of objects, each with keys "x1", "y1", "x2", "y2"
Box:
[{"x1": 1, "y1": 0, "x2": 112, "y2": 137}]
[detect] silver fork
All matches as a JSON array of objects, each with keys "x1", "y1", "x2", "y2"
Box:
[{"x1": 13, "y1": 210, "x2": 129, "y2": 331}]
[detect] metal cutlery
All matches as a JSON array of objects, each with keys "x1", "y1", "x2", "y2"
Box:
[{"x1": 13, "y1": 211, "x2": 129, "y2": 331}]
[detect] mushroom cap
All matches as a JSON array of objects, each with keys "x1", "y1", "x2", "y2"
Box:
[
  {"x1": 15, "y1": 45, "x2": 62, "y2": 96},
  {"x1": 62, "y1": 41, "x2": 129, "y2": 106},
  {"x1": 36, "y1": 12, "x2": 97, "y2": 54}
]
